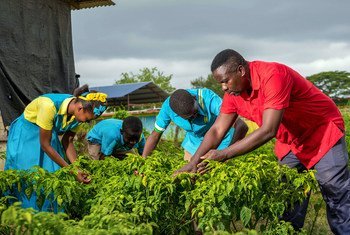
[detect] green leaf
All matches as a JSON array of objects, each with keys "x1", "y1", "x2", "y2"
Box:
[
  {"x1": 24, "y1": 187, "x2": 33, "y2": 200},
  {"x1": 57, "y1": 195, "x2": 63, "y2": 206},
  {"x1": 240, "y1": 206, "x2": 252, "y2": 227},
  {"x1": 22, "y1": 212, "x2": 32, "y2": 223}
]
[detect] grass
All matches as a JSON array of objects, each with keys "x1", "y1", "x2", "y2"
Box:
[{"x1": 304, "y1": 192, "x2": 332, "y2": 235}]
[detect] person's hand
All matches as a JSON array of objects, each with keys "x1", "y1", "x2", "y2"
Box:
[
  {"x1": 197, "y1": 150, "x2": 227, "y2": 174},
  {"x1": 76, "y1": 170, "x2": 91, "y2": 184},
  {"x1": 173, "y1": 162, "x2": 197, "y2": 177}
]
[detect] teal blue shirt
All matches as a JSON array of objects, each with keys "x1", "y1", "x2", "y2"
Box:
[
  {"x1": 155, "y1": 88, "x2": 222, "y2": 137},
  {"x1": 86, "y1": 119, "x2": 145, "y2": 156},
  {"x1": 154, "y1": 88, "x2": 235, "y2": 155},
  {"x1": 41, "y1": 94, "x2": 80, "y2": 134}
]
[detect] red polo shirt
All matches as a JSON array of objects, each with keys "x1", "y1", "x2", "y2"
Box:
[{"x1": 221, "y1": 61, "x2": 345, "y2": 169}]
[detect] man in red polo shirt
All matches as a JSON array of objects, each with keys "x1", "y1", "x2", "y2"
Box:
[{"x1": 175, "y1": 49, "x2": 349, "y2": 234}]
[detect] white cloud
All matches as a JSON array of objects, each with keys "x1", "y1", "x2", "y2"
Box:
[
  {"x1": 72, "y1": 0, "x2": 350, "y2": 90},
  {"x1": 294, "y1": 56, "x2": 350, "y2": 76},
  {"x1": 76, "y1": 37, "x2": 350, "y2": 90},
  {"x1": 76, "y1": 58, "x2": 209, "y2": 89}
]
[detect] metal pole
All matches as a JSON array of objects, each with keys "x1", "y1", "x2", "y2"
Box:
[{"x1": 127, "y1": 94, "x2": 130, "y2": 110}]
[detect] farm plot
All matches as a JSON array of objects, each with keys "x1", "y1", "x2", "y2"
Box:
[{"x1": 0, "y1": 141, "x2": 318, "y2": 234}]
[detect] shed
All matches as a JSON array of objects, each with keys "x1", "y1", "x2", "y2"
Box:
[
  {"x1": 64, "y1": 0, "x2": 115, "y2": 10},
  {"x1": 91, "y1": 82, "x2": 169, "y2": 108},
  {"x1": 0, "y1": 0, "x2": 115, "y2": 127}
]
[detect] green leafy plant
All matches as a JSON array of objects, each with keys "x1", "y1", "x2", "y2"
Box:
[{"x1": 0, "y1": 138, "x2": 321, "y2": 234}]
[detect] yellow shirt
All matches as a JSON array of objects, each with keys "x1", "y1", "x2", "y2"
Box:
[{"x1": 24, "y1": 97, "x2": 76, "y2": 131}]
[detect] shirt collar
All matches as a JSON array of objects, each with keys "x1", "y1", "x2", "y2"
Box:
[
  {"x1": 249, "y1": 61, "x2": 260, "y2": 91},
  {"x1": 58, "y1": 97, "x2": 76, "y2": 127},
  {"x1": 58, "y1": 97, "x2": 74, "y2": 115},
  {"x1": 197, "y1": 102, "x2": 205, "y2": 116}
]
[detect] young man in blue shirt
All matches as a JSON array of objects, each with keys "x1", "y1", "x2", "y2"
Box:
[
  {"x1": 86, "y1": 116, "x2": 145, "y2": 160},
  {"x1": 142, "y1": 88, "x2": 248, "y2": 160}
]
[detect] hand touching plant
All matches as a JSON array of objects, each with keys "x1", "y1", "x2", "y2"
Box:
[
  {"x1": 197, "y1": 149, "x2": 228, "y2": 174},
  {"x1": 75, "y1": 169, "x2": 91, "y2": 184}
]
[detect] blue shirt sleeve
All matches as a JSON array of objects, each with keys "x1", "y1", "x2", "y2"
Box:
[
  {"x1": 154, "y1": 99, "x2": 171, "y2": 133},
  {"x1": 201, "y1": 88, "x2": 222, "y2": 116},
  {"x1": 137, "y1": 134, "x2": 146, "y2": 155},
  {"x1": 100, "y1": 131, "x2": 119, "y2": 156}
]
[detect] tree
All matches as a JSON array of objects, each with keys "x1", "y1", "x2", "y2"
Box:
[
  {"x1": 191, "y1": 74, "x2": 224, "y2": 97},
  {"x1": 116, "y1": 67, "x2": 176, "y2": 93},
  {"x1": 307, "y1": 71, "x2": 350, "y2": 99}
]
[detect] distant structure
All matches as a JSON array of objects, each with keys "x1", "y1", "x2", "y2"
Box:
[
  {"x1": 91, "y1": 82, "x2": 169, "y2": 109},
  {"x1": 92, "y1": 82, "x2": 175, "y2": 138},
  {"x1": 64, "y1": 0, "x2": 114, "y2": 10},
  {"x1": 0, "y1": 0, "x2": 115, "y2": 127}
]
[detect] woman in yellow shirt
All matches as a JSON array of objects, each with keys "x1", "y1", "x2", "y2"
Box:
[{"x1": 5, "y1": 85, "x2": 107, "y2": 211}]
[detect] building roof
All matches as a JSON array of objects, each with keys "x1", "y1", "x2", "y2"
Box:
[
  {"x1": 91, "y1": 82, "x2": 169, "y2": 106},
  {"x1": 63, "y1": 0, "x2": 115, "y2": 10}
]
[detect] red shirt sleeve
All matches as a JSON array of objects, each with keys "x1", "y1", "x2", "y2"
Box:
[
  {"x1": 263, "y1": 72, "x2": 293, "y2": 110},
  {"x1": 220, "y1": 93, "x2": 237, "y2": 114}
]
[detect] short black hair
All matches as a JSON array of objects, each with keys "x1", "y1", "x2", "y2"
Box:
[
  {"x1": 169, "y1": 89, "x2": 195, "y2": 116},
  {"x1": 122, "y1": 116, "x2": 143, "y2": 134},
  {"x1": 211, "y1": 49, "x2": 247, "y2": 72}
]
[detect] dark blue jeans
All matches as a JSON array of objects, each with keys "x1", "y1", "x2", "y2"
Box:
[{"x1": 279, "y1": 136, "x2": 350, "y2": 235}]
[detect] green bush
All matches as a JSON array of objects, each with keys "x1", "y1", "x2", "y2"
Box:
[{"x1": 0, "y1": 141, "x2": 317, "y2": 234}]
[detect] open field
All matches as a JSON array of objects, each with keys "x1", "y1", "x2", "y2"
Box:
[{"x1": 0, "y1": 106, "x2": 348, "y2": 234}]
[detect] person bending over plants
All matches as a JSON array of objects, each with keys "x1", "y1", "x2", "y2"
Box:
[
  {"x1": 175, "y1": 49, "x2": 350, "y2": 235},
  {"x1": 5, "y1": 84, "x2": 107, "y2": 211},
  {"x1": 86, "y1": 116, "x2": 145, "y2": 160},
  {"x1": 142, "y1": 88, "x2": 248, "y2": 161}
]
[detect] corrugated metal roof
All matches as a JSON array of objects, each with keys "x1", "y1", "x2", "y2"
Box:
[
  {"x1": 62, "y1": 0, "x2": 115, "y2": 10},
  {"x1": 91, "y1": 82, "x2": 169, "y2": 106}
]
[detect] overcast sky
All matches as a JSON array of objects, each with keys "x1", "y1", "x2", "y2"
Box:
[{"x1": 71, "y1": 0, "x2": 350, "y2": 89}]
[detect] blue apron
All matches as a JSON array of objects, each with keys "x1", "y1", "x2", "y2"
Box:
[{"x1": 5, "y1": 94, "x2": 80, "y2": 212}]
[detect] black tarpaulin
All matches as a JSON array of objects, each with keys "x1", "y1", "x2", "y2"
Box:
[{"x1": 0, "y1": 0, "x2": 79, "y2": 127}]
